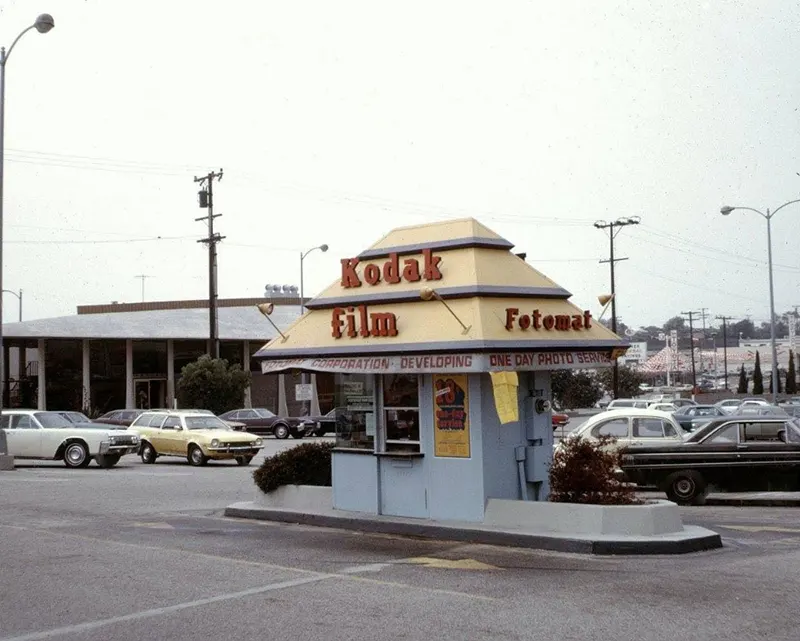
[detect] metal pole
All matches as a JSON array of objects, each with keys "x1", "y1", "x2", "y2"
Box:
[
  {"x1": 0, "y1": 49, "x2": 6, "y2": 428},
  {"x1": 609, "y1": 230, "x2": 618, "y2": 399},
  {"x1": 722, "y1": 318, "x2": 729, "y2": 391},
  {"x1": 18, "y1": 288, "x2": 21, "y2": 322},
  {"x1": 766, "y1": 212, "x2": 778, "y2": 403},
  {"x1": 299, "y1": 251, "x2": 308, "y2": 415}
]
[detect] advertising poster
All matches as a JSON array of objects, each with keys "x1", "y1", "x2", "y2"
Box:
[{"x1": 433, "y1": 374, "x2": 470, "y2": 458}]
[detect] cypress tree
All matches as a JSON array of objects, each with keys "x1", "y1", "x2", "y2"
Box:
[
  {"x1": 778, "y1": 367, "x2": 784, "y2": 393},
  {"x1": 737, "y1": 364, "x2": 748, "y2": 394},
  {"x1": 753, "y1": 351, "x2": 764, "y2": 395},
  {"x1": 788, "y1": 351, "x2": 798, "y2": 394}
]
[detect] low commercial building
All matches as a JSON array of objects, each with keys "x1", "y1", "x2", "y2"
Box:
[{"x1": 1, "y1": 296, "x2": 329, "y2": 414}]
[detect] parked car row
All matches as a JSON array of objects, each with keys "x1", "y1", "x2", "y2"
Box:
[{"x1": 564, "y1": 405, "x2": 800, "y2": 505}]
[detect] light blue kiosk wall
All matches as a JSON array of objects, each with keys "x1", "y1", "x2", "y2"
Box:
[{"x1": 331, "y1": 370, "x2": 554, "y2": 522}]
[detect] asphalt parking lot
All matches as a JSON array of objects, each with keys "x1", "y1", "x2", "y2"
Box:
[{"x1": 2, "y1": 437, "x2": 800, "y2": 640}]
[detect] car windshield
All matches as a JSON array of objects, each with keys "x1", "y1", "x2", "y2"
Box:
[
  {"x1": 62, "y1": 412, "x2": 89, "y2": 423},
  {"x1": 185, "y1": 416, "x2": 231, "y2": 430},
  {"x1": 254, "y1": 409, "x2": 276, "y2": 418},
  {"x1": 34, "y1": 412, "x2": 74, "y2": 429}
]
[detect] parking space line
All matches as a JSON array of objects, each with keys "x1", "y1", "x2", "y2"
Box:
[{"x1": 0, "y1": 574, "x2": 335, "y2": 641}]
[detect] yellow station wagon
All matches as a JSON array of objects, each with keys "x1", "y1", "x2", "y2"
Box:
[{"x1": 129, "y1": 410, "x2": 264, "y2": 466}]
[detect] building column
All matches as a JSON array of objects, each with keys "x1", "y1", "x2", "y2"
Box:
[
  {"x1": 37, "y1": 339, "x2": 46, "y2": 410},
  {"x1": 243, "y1": 340, "x2": 252, "y2": 408},
  {"x1": 82, "y1": 340, "x2": 91, "y2": 411},
  {"x1": 3, "y1": 343, "x2": 10, "y2": 408},
  {"x1": 125, "y1": 339, "x2": 134, "y2": 409},
  {"x1": 278, "y1": 374, "x2": 288, "y2": 416},
  {"x1": 166, "y1": 339, "x2": 175, "y2": 409},
  {"x1": 310, "y1": 373, "x2": 321, "y2": 416}
]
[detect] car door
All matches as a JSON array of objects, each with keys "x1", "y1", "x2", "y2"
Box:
[
  {"x1": 6, "y1": 414, "x2": 43, "y2": 457},
  {"x1": 159, "y1": 416, "x2": 185, "y2": 455},
  {"x1": 237, "y1": 409, "x2": 264, "y2": 433},
  {"x1": 143, "y1": 413, "x2": 169, "y2": 451}
]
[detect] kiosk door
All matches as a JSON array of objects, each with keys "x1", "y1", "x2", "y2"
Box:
[{"x1": 377, "y1": 374, "x2": 429, "y2": 518}]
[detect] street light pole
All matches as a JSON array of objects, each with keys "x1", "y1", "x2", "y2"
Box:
[
  {"x1": 0, "y1": 15, "x2": 54, "y2": 462},
  {"x1": 298, "y1": 243, "x2": 328, "y2": 416},
  {"x1": 721, "y1": 199, "x2": 800, "y2": 403},
  {"x1": 2, "y1": 289, "x2": 21, "y2": 322}
]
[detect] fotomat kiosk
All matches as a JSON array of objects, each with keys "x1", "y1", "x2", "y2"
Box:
[{"x1": 254, "y1": 218, "x2": 627, "y2": 523}]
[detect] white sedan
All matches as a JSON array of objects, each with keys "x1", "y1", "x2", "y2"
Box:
[
  {"x1": 560, "y1": 408, "x2": 686, "y2": 449},
  {"x1": 1, "y1": 410, "x2": 140, "y2": 468}
]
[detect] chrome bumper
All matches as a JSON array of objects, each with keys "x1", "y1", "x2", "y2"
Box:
[{"x1": 99, "y1": 441, "x2": 139, "y2": 455}]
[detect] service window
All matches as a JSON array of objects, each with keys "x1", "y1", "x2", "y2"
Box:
[
  {"x1": 590, "y1": 418, "x2": 629, "y2": 438},
  {"x1": 382, "y1": 374, "x2": 420, "y2": 453},
  {"x1": 333, "y1": 373, "x2": 375, "y2": 451}
]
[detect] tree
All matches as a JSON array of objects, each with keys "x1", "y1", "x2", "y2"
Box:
[
  {"x1": 737, "y1": 365, "x2": 748, "y2": 394},
  {"x1": 790, "y1": 351, "x2": 798, "y2": 395},
  {"x1": 777, "y1": 368, "x2": 784, "y2": 393},
  {"x1": 176, "y1": 355, "x2": 251, "y2": 415},
  {"x1": 551, "y1": 370, "x2": 603, "y2": 410},
  {"x1": 752, "y1": 351, "x2": 764, "y2": 395},
  {"x1": 596, "y1": 365, "x2": 644, "y2": 399},
  {"x1": 663, "y1": 316, "x2": 686, "y2": 333}
]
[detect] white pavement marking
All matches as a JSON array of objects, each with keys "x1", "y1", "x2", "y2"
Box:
[{"x1": 0, "y1": 574, "x2": 336, "y2": 641}]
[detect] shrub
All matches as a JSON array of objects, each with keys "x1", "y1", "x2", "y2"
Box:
[
  {"x1": 549, "y1": 435, "x2": 641, "y2": 505},
  {"x1": 253, "y1": 442, "x2": 334, "y2": 494}
]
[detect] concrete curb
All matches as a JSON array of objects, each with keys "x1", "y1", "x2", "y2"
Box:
[
  {"x1": 224, "y1": 503, "x2": 722, "y2": 556},
  {"x1": 704, "y1": 496, "x2": 800, "y2": 507}
]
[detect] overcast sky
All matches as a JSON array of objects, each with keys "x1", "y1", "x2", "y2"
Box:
[{"x1": 2, "y1": 0, "x2": 799, "y2": 330}]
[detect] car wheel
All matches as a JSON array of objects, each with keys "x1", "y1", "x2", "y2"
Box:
[
  {"x1": 96, "y1": 454, "x2": 121, "y2": 469},
  {"x1": 273, "y1": 424, "x2": 290, "y2": 440},
  {"x1": 140, "y1": 442, "x2": 157, "y2": 464},
  {"x1": 188, "y1": 444, "x2": 207, "y2": 466},
  {"x1": 235, "y1": 456, "x2": 254, "y2": 466},
  {"x1": 665, "y1": 470, "x2": 707, "y2": 505},
  {"x1": 291, "y1": 430, "x2": 305, "y2": 439},
  {"x1": 63, "y1": 442, "x2": 90, "y2": 469}
]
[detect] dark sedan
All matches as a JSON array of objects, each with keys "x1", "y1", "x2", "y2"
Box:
[
  {"x1": 621, "y1": 415, "x2": 800, "y2": 505},
  {"x1": 672, "y1": 404, "x2": 727, "y2": 432},
  {"x1": 218, "y1": 408, "x2": 313, "y2": 439}
]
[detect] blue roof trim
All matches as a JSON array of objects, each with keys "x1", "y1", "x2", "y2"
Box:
[
  {"x1": 254, "y1": 338, "x2": 628, "y2": 359},
  {"x1": 357, "y1": 236, "x2": 513, "y2": 260},
  {"x1": 305, "y1": 284, "x2": 572, "y2": 309}
]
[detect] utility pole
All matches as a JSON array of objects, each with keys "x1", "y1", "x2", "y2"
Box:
[
  {"x1": 134, "y1": 275, "x2": 152, "y2": 302},
  {"x1": 716, "y1": 315, "x2": 733, "y2": 391},
  {"x1": 594, "y1": 216, "x2": 640, "y2": 398},
  {"x1": 698, "y1": 307, "x2": 709, "y2": 372},
  {"x1": 682, "y1": 311, "x2": 698, "y2": 397},
  {"x1": 194, "y1": 169, "x2": 224, "y2": 359}
]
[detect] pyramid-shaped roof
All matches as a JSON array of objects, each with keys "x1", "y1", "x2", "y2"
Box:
[{"x1": 255, "y1": 218, "x2": 627, "y2": 373}]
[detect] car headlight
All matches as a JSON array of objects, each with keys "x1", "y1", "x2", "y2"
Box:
[
  {"x1": 109, "y1": 436, "x2": 116, "y2": 444},
  {"x1": 210, "y1": 439, "x2": 219, "y2": 448},
  {"x1": 255, "y1": 438, "x2": 263, "y2": 446},
  {"x1": 131, "y1": 435, "x2": 139, "y2": 443}
]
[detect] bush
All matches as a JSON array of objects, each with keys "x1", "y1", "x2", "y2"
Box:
[
  {"x1": 253, "y1": 442, "x2": 334, "y2": 494},
  {"x1": 549, "y1": 435, "x2": 641, "y2": 505},
  {"x1": 176, "y1": 355, "x2": 250, "y2": 415}
]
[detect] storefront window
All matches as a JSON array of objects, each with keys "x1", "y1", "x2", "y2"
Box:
[
  {"x1": 333, "y1": 374, "x2": 375, "y2": 451},
  {"x1": 382, "y1": 374, "x2": 420, "y2": 453}
]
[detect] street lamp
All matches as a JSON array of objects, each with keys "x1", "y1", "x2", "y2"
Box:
[
  {"x1": 0, "y1": 14, "x2": 53, "y2": 459},
  {"x1": 720, "y1": 199, "x2": 800, "y2": 403},
  {"x1": 299, "y1": 244, "x2": 328, "y2": 311},
  {"x1": 2, "y1": 289, "x2": 21, "y2": 322},
  {"x1": 298, "y1": 243, "x2": 328, "y2": 416}
]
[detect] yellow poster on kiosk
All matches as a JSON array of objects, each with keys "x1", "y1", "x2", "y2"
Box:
[{"x1": 433, "y1": 374, "x2": 470, "y2": 458}]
